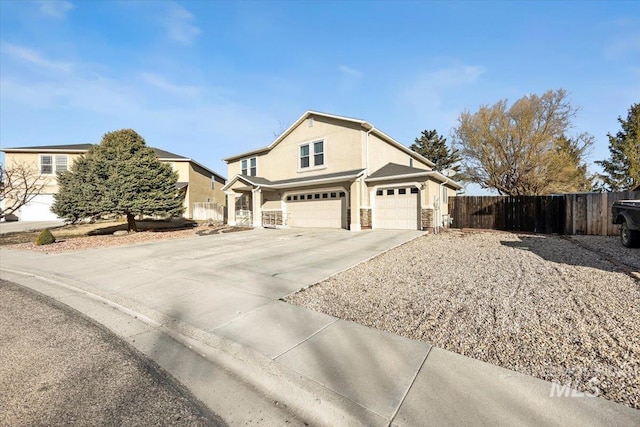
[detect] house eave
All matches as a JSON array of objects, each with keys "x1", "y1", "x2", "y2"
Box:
[
  {"x1": 366, "y1": 171, "x2": 463, "y2": 189},
  {"x1": 269, "y1": 171, "x2": 365, "y2": 190},
  {"x1": 164, "y1": 158, "x2": 226, "y2": 182},
  {"x1": 223, "y1": 170, "x2": 365, "y2": 192},
  {"x1": 1, "y1": 148, "x2": 90, "y2": 154},
  {"x1": 223, "y1": 147, "x2": 271, "y2": 163}
]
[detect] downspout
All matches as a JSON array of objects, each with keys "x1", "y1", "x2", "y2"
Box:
[
  {"x1": 437, "y1": 181, "x2": 445, "y2": 234},
  {"x1": 365, "y1": 125, "x2": 375, "y2": 176}
]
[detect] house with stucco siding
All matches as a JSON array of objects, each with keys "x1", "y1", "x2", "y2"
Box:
[
  {"x1": 1, "y1": 144, "x2": 226, "y2": 221},
  {"x1": 223, "y1": 111, "x2": 462, "y2": 231}
]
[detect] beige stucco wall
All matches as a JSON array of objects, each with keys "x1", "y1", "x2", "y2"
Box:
[
  {"x1": 4, "y1": 152, "x2": 84, "y2": 194},
  {"x1": 4, "y1": 152, "x2": 225, "y2": 219},
  {"x1": 423, "y1": 179, "x2": 458, "y2": 223},
  {"x1": 168, "y1": 160, "x2": 226, "y2": 218},
  {"x1": 226, "y1": 115, "x2": 434, "y2": 183},
  {"x1": 367, "y1": 134, "x2": 431, "y2": 173},
  {"x1": 227, "y1": 115, "x2": 365, "y2": 181},
  {"x1": 261, "y1": 191, "x2": 282, "y2": 210}
]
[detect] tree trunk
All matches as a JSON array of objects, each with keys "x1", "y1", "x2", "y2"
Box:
[{"x1": 126, "y1": 213, "x2": 137, "y2": 232}]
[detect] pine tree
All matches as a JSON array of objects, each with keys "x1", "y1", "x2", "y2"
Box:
[
  {"x1": 596, "y1": 103, "x2": 640, "y2": 191},
  {"x1": 545, "y1": 135, "x2": 593, "y2": 193},
  {"x1": 52, "y1": 129, "x2": 184, "y2": 231},
  {"x1": 410, "y1": 129, "x2": 461, "y2": 176}
]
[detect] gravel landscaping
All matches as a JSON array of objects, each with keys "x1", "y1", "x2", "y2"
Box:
[
  {"x1": 570, "y1": 235, "x2": 640, "y2": 272},
  {"x1": 5, "y1": 225, "x2": 247, "y2": 253},
  {"x1": 286, "y1": 230, "x2": 640, "y2": 409}
]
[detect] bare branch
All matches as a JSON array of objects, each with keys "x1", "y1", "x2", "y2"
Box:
[{"x1": 1, "y1": 161, "x2": 47, "y2": 219}]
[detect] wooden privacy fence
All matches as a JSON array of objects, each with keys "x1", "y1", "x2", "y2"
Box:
[{"x1": 448, "y1": 191, "x2": 639, "y2": 236}]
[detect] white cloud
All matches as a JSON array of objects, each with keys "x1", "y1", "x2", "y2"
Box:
[
  {"x1": 163, "y1": 3, "x2": 201, "y2": 45},
  {"x1": 0, "y1": 43, "x2": 275, "y2": 172},
  {"x1": 339, "y1": 65, "x2": 363, "y2": 78},
  {"x1": 38, "y1": 0, "x2": 74, "y2": 19},
  {"x1": 1, "y1": 42, "x2": 71, "y2": 72},
  {"x1": 139, "y1": 72, "x2": 200, "y2": 97}
]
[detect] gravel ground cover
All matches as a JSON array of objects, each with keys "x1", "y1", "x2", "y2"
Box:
[
  {"x1": 286, "y1": 230, "x2": 640, "y2": 409},
  {"x1": 571, "y1": 235, "x2": 640, "y2": 271},
  {"x1": 5, "y1": 225, "x2": 245, "y2": 253},
  {"x1": 0, "y1": 280, "x2": 225, "y2": 426}
]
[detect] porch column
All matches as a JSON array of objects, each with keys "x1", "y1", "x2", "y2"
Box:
[
  {"x1": 350, "y1": 179, "x2": 362, "y2": 231},
  {"x1": 252, "y1": 188, "x2": 263, "y2": 228},
  {"x1": 226, "y1": 191, "x2": 238, "y2": 226}
]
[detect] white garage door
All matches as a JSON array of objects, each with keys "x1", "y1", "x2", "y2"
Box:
[
  {"x1": 285, "y1": 191, "x2": 346, "y2": 228},
  {"x1": 19, "y1": 194, "x2": 60, "y2": 221},
  {"x1": 374, "y1": 187, "x2": 419, "y2": 230}
]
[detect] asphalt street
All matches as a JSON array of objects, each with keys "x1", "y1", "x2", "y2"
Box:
[{"x1": 0, "y1": 279, "x2": 226, "y2": 427}]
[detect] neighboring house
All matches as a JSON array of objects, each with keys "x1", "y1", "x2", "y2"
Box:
[
  {"x1": 223, "y1": 111, "x2": 462, "y2": 231},
  {"x1": 1, "y1": 144, "x2": 226, "y2": 221}
]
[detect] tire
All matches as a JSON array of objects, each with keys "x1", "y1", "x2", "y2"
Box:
[{"x1": 621, "y1": 221, "x2": 640, "y2": 248}]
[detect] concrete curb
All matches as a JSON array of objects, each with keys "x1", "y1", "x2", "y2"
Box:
[{"x1": 1, "y1": 267, "x2": 384, "y2": 426}]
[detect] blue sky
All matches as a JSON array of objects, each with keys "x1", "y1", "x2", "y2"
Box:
[{"x1": 1, "y1": 0, "x2": 638, "y2": 194}]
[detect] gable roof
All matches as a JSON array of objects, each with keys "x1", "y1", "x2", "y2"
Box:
[
  {"x1": 366, "y1": 162, "x2": 463, "y2": 189},
  {"x1": 223, "y1": 169, "x2": 365, "y2": 191},
  {"x1": 223, "y1": 110, "x2": 436, "y2": 168},
  {"x1": 1, "y1": 143, "x2": 225, "y2": 181},
  {"x1": 367, "y1": 163, "x2": 427, "y2": 179}
]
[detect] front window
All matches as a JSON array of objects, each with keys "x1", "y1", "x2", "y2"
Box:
[
  {"x1": 41, "y1": 155, "x2": 53, "y2": 174},
  {"x1": 55, "y1": 155, "x2": 68, "y2": 173},
  {"x1": 300, "y1": 145, "x2": 310, "y2": 168},
  {"x1": 241, "y1": 157, "x2": 257, "y2": 176},
  {"x1": 299, "y1": 140, "x2": 324, "y2": 169},
  {"x1": 40, "y1": 155, "x2": 67, "y2": 174}
]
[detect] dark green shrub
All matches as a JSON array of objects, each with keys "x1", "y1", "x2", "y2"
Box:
[{"x1": 35, "y1": 229, "x2": 56, "y2": 246}]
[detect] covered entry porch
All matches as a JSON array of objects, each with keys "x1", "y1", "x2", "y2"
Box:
[{"x1": 222, "y1": 170, "x2": 366, "y2": 230}]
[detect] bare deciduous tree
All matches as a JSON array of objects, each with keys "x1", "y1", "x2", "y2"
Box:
[
  {"x1": 452, "y1": 89, "x2": 593, "y2": 195},
  {"x1": 1, "y1": 161, "x2": 47, "y2": 219}
]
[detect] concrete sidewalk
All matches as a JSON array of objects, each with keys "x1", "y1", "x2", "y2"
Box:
[{"x1": 1, "y1": 228, "x2": 638, "y2": 426}]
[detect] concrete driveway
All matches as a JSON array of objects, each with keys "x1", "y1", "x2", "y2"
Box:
[
  {"x1": 0, "y1": 220, "x2": 65, "y2": 234},
  {"x1": 2, "y1": 228, "x2": 638, "y2": 426},
  {"x1": 0, "y1": 228, "x2": 422, "y2": 332}
]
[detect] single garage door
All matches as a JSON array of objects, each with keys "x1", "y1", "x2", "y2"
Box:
[
  {"x1": 18, "y1": 194, "x2": 60, "y2": 221},
  {"x1": 374, "y1": 187, "x2": 419, "y2": 230},
  {"x1": 285, "y1": 191, "x2": 346, "y2": 228}
]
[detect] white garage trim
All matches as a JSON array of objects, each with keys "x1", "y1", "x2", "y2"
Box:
[{"x1": 371, "y1": 184, "x2": 421, "y2": 230}]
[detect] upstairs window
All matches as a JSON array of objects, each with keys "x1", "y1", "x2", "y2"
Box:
[
  {"x1": 40, "y1": 155, "x2": 68, "y2": 175},
  {"x1": 300, "y1": 145, "x2": 310, "y2": 168},
  {"x1": 55, "y1": 155, "x2": 68, "y2": 173},
  {"x1": 299, "y1": 140, "x2": 324, "y2": 169},
  {"x1": 41, "y1": 155, "x2": 53, "y2": 174},
  {"x1": 241, "y1": 157, "x2": 257, "y2": 176}
]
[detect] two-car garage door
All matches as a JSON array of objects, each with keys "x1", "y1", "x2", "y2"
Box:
[{"x1": 374, "y1": 187, "x2": 419, "y2": 230}]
